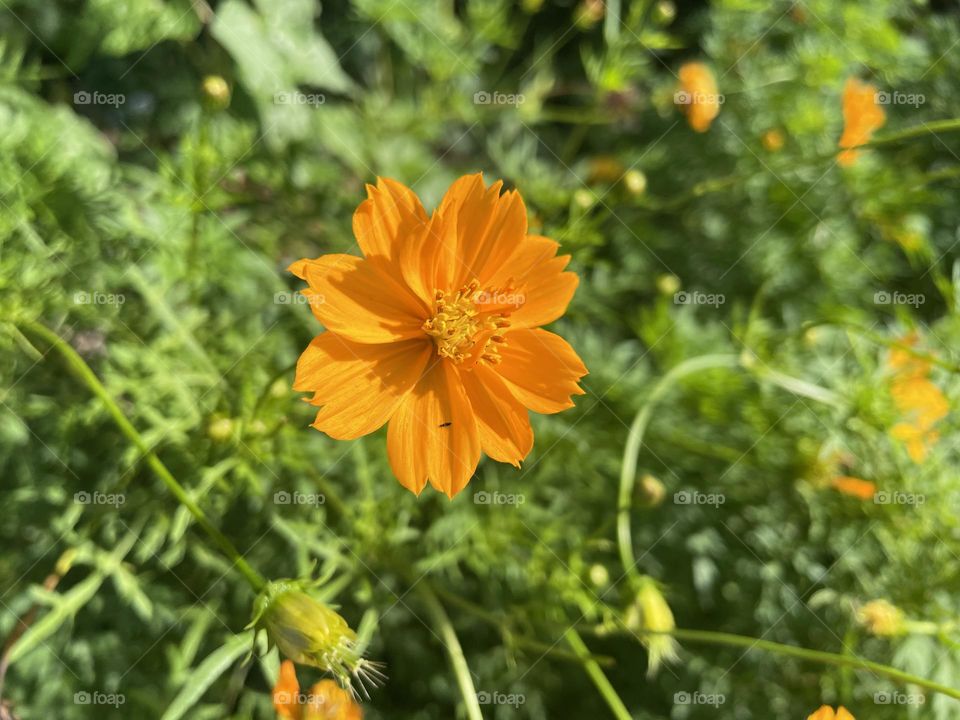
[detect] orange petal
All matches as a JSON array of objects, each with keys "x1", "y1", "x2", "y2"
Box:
[
  {"x1": 460, "y1": 364, "x2": 533, "y2": 466},
  {"x1": 835, "y1": 707, "x2": 855, "y2": 720},
  {"x1": 387, "y1": 360, "x2": 481, "y2": 497},
  {"x1": 295, "y1": 254, "x2": 428, "y2": 343},
  {"x1": 303, "y1": 679, "x2": 363, "y2": 720},
  {"x1": 438, "y1": 173, "x2": 529, "y2": 288},
  {"x1": 838, "y1": 77, "x2": 885, "y2": 165},
  {"x1": 806, "y1": 707, "x2": 836, "y2": 720},
  {"x1": 273, "y1": 660, "x2": 302, "y2": 720},
  {"x1": 830, "y1": 476, "x2": 876, "y2": 501},
  {"x1": 837, "y1": 148, "x2": 859, "y2": 167},
  {"x1": 507, "y1": 254, "x2": 579, "y2": 330},
  {"x1": 294, "y1": 334, "x2": 432, "y2": 440},
  {"x1": 486, "y1": 234, "x2": 562, "y2": 288},
  {"x1": 396, "y1": 175, "x2": 530, "y2": 303},
  {"x1": 288, "y1": 257, "x2": 319, "y2": 280},
  {"x1": 496, "y1": 328, "x2": 587, "y2": 414},
  {"x1": 479, "y1": 234, "x2": 578, "y2": 325},
  {"x1": 399, "y1": 209, "x2": 456, "y2": 306},
  {"x1": 353, "y1": 177, "x2": 428, "y2": 262}
]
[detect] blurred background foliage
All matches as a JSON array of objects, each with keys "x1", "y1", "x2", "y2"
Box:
[{"x1": 3, "y1": 0, "x2": 960, "y2": 717}]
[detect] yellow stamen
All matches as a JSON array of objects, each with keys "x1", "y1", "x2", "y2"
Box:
[{"x1": 422, "y1": 283, "x2": 511, "y2": 364}]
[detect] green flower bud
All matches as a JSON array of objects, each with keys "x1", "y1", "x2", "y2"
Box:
[
  {"x1": 249, "y1": 579, "x2": 384, "y2": 698},
  {"x1": 573, "y1": 188, "x2": 596, "y2": 210},
  {"x1": 636, "y1": 473, "x2": 666, "y2": 507},
  {"x1": 207, "y1": 416, "x2": 234, "y2": 442},
  {"x1": 623, "y1": 169, "x2": 647, "y2": 196},
  {"x1": 857, "y1": 599, "x2": 905, "y2": 637},
  {"x1": 625, "y1": 578, "x2": 680, "y2": 676},
  {"x1": 653, "y1": 0, "x2": 676, "y2": 25},
  {"x1": 574, "y1": 0, "x2": 604, "y2": 29},
  {"x1": 589, "y1": 564, "x2": 610, "y2": 588},
  {"x1": 655, "y1": 274, "x2": 681, "y2": 296},
  {"x1": 202, "y1": 75, "x2": 231, "y2": 111}
]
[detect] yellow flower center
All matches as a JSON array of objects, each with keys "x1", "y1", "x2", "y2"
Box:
[{"x1": 422, "y1": 281, "x2": 510, "y2": 364}]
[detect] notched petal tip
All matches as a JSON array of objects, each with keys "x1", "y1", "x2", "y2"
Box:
[{"x1": 287, "y1": 257, "x2": 317, "y2": 280}]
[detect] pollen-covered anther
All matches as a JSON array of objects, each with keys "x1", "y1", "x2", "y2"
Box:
[
  {"x1": 423, "y1": 283, "x2": 482, "y2": 362},
  {"x1": 423, "y1": 283, "x2": 513, "y2": 364}
]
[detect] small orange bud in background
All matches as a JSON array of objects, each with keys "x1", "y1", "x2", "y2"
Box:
[
  {"x1": 762, "y1": 129, "x2": 785, "y2": 152},
  {"x1": 830, "y1": 476, "x2": 876, "y2": 501},
  {"x1": 676, "y1": 62, "x2": 721, "y2": 132},
  {"x1": 838, "y1": 77, "x2": 885, "y2": 167}
]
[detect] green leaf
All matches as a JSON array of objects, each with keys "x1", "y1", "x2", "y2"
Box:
[
  {"x1": 7, "y1": 572, "x2": 106, "y2": 664},
  {"x1": 211, "y1": 0, "x2": 354, "y2": 146},
  {"x1": 160, "y1": 632, "x2": 254, "y2": 720}
]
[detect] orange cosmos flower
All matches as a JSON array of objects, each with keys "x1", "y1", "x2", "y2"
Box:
[
  {"x1": 886, "y1": 334, "x2": 948, "y2": 462},
  {"x1": 290, "y1": 174, "x2": 587, "y2": 498},
  {"x1": 274, "y1": 660, "x2": 363, "y2": 720},
  {"x1": 830, "y1": 476, "x2": 876, "y2": 501},
  {"x1": 838, "y1": 77, "x2": 885, "y2": 167},
  {"x1": 676, "y1": 62, "x2": 721, "y2": 132},
  {"x1": 808, "y1": 706, "x2": 854, "y2": 720}
]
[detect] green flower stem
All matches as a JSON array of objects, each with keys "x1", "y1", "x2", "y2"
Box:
[
  {"x1": 433, "y1": 586, "x2": 616, "y2": 666},
  {"x1": 418, "y1": 586, "x2": 483, "y2": 720},
  {"x1": 618, "y1": 353, "x2": 844, "y2": 579},
  {"x1": 747, "y1": 363, "x2": 844, "y2": 407},
  {"x1": 617, "y1": 354, "x2": 741, "y2": 578},
  {"x1": 867, "y1": 117, "x2": 960, "y2": 148},
  {"x1": 651, "y1": 117, "x2": 960, "y2": 210},
  {"x1": 632, "y1": 627, "x2": 960, "y2": 702},
  {"x1": 564, "y1": 627, "x2": 632, "y2": 720},
  {"x1": 19, "y1": 319, "x2": 267, "y2": 593}
]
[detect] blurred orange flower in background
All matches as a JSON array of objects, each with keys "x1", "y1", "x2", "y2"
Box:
[
  {"x1": 676, "y1": 62, "x2": 721, "y2": 132},
  {"x1": 274, "y1": 660, "x2": 363, "y2": 720},
  {"x1": 290, "y1": 174, "x2": 587, "y2": 498},
  {"x1": 830, "y1": 476, "x2": 876, "y2": 501},
  {"x1": 887, "y1": 334, "x2": 948, "y2": 462},
  {"x1": 808, "y1": 706, "x2": 854, "y2": 720},
  {"x1": 838, "y1": 77, "x2": 885, "y2": 166}
]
